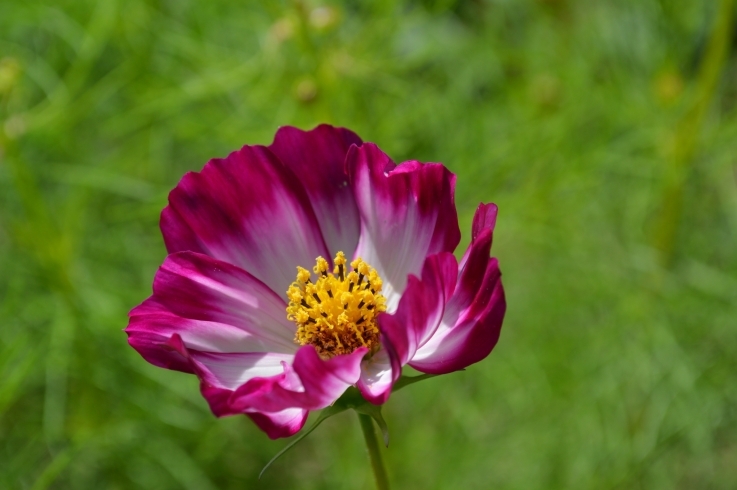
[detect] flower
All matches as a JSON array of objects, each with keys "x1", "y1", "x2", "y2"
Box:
[{"x1": 125, "y1": 125, "x2": 506, "y2": 439}]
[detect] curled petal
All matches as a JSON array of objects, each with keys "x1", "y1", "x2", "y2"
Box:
[
  {"x1": 161, "y1": 144, "x2": 329, "y2": 296},
  {"x1": 377, "y1": 253, "x2": 457, "y2": 366},
  {"x1": 460, "y1": 202, "x2": 498, "y2": 269},
  {"x1": 230, "y1": 345, "x2": 366, "y2": 413},
  {"x1": 269, "y1": 125, "x2": 363, "y2": 257},
  {"x1": 288, "y1": 345, "x2": 366, "y2": 409},
  {"x1": 410, "y1": 203, "x2": 506, "y2": 374},
  {"x1": 159, "y1": 336, "x2": 363, "y2": 439},
  {"x1": 356, "y1": 344, "x2": 401, "y2": 405},
  {"x1": 347, "y1": 143, "x2": 460, "y2": 312},
  {"x1": 162, "y1": 334, "x2": 307, "y2": 438},
  {"x1": 358, "y1": 253, "x2": 456, "y2": 404},
  {"x1": 472, "y1": 202, "x2": 498, "y2": 240},
  {"x1": 200, "y1": 379, "x2": 313, "y2": 440},
  {"x1": 409, "y1": 260, "x2": 504, "y2": 374},
  {"x1": 247, "y1": 408, "x2": 309, "y2": 440},
  {"x1": 126, "y1": 326, "x2": 192, "y2": 374}
]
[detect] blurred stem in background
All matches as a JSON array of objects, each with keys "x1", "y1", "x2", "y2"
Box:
[
  {"x1": 0, "y1": 0, "x2": 116, "y2": 460},
  {"x1": 653, "y1": 0, "x2": 735, "y2": 267},
  {"x1": 0, "y1": 133, "x2": 82, "y2": 458}
]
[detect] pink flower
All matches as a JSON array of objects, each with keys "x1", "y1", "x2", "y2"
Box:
[{"x1": 125, "y1": 125, "x2": 505, "y2": 439}]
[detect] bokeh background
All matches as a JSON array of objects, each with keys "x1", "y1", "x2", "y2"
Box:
[{"x1": 1, "y1": 0, "x2": 736, "y2": 488}]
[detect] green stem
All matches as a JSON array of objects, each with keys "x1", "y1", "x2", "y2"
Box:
[{"x1": 358, "y1": 413, "x2": 390, "y2": 490}]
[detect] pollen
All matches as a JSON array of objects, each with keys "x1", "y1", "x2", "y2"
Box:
[{"x1": 287, "y1": 251, "x2": 387, "y2": 359}]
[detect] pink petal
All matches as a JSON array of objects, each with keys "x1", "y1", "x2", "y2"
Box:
[
  {"x1": 151, "y1": 333, "x2": 364, "y2": 438},
  {"x1": 356, "y1": 345, "x2": 400, "y2": 405},
  {"x1": 126, "y1": 252, "x2": 297, "y2": 357},
  {"x1": 229, "y1": 345, "x2": 367, "y2": 413},
  {"x1": 161, "y1": 334, "x2": 308, "y2": 438},
  {"x1": 460, "y1": 202, "x2": 498, "y2": 269},
  {"x1": 378, "y1": 254, "x2": 457, "y2": 365},
  {"x1": 155, "y1": 334, "x2": 291, "y2": 392},
  {"x1": 202, "y1": 362, "x2": 311, "y2": 441},
  {"x1": 289, "y1": 345, "x2": 366, "y2": 408},
  {"x1": 247, "y1": 408, "x2": 309, "y2": 439},
  {"x1": 346, "y1": 143, "x2": 460, "y2": 312},
  {"x1": 189, "y1": 350, "x2": 295, "y2": 390},
  {"x1": 472, "y1": 202, "x2": 499, "y2": 240},
  {"x1": 126, "y1": 327, "x2": 193, "y2": 374},
  {"x1": 124, "y1": 251, "x2": 304, "y2": 423},
  {"x1": 409, "y1": 261, "x2": 504, "y2": 374},
  {"x1": 128, "y1": 307, "x2": 286, "y2": 357},
  {"x1": 357, "y1": 254, "x2": 456, "y2": 404},
  {"x1": 410, "y1": 203, "x2": 506, "y2": 374},
  {"x1": 268, "y1": 125, "x2": 363, "y2": 257},
  {"x1": 161, "y1": 144, "x2": 330, "y2": 296},
  {"x1": 200, "y1": 380, "x2": 310, "y2": 440}
]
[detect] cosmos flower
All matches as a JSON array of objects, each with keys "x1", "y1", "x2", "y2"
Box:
[{"x1": 125, "y1": 125, "x2": 505, "y2": 439}]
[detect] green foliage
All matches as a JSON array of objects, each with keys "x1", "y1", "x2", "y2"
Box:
[{"x1": 1, "y1": 0, "x2": 736, "y2": 488}]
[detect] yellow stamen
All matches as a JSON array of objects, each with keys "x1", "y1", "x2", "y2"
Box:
[{"x1": 287, "y1": 251, "x2": 387, "y2": 359}]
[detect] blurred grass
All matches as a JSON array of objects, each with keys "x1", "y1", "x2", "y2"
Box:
[{"x1": 1, "y1": 0, "x2": 737, "y2": 488}]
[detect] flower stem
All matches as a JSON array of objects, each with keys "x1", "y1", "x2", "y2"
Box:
[{"x1": 357, "y1": 413, "x2": 390, "y2": 490}]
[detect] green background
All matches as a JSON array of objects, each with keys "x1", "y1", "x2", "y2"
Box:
[{"x1": 1, "y1": 0, "x2": 736, "y2": 488}]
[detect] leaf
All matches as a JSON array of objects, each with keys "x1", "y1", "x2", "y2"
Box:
[
  {"x1": 259, "y1": 404, "x2": 347, "y2": 479},
  {"x1": 392, "y1": 373, "x2": 439, "y2": 392}
]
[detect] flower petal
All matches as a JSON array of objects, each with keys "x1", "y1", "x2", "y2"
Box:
[
  {"x1": 203, "y1": 365, "x2": 309, "y2": 439},
  {"x1": 288, "y1": 345, "x2": 366, "y2": 408},
  {"x1": 193, "y1": 351, "x2": 295, "y2": 390},
  {"x1": 229, "y1": 345, "x2": 367, "y2": 413},
  {"x1": 347, "y1": 143, "x2": 460, "y2": 312},
  {"x1": 378, "y1": 253, "x2": 457, "y2": 365},
  {"x1": 472, "y1": 202, "x2": 499, "y2": 240},
  {"x1": 158, "y1": 333, "x2": 291, "y2": 390},
  {"x1": 460, "y1": 202, "x2": 498, "y2": 269},
  {"x1": 247, "y1": 408, "x2": 309, "y2": 439},
  {"x1": 410, "y1": 204, "x2": 506, "y2": 374},
  {"x1": 268, "y1": 125, "x2": 363, "y2": 257},
  {"x1": 409, "y1": 260, "x2": 504, "y2": 374},
  {"x1": 356, "y1": 344, "x2": 400, "y2": 405},
  {"x1": 126, "y1": 252, "x2": 297, "y2": 356},
  {"x1": 128, "y1": 307, "x2": 285, "y2": 357},
  {"x1": 160, "y1": 334, "x2": 308, "y2": 438},
  {"x1": 161, "y1": 144, "x2": 330, "y2": 295},
  {"x1": 126, "y1": 326, "x2": 193, "y2": 374},
  {"x1": 356, "y1": 254, "x2": 455, "y2": 404}
]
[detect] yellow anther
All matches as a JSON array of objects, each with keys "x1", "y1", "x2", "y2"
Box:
[
  {"x1": 296, "y1": 267, "x2": 311, "y2": 283},
  {"x1": 287, "y1": 287, "x2": 302, "y2": 303},
  {"x1": 350, "y1": 258, "x2": 370, "y2": 276},
  {"x1": 368, "y1": 270, "x2": 382, "y2": 289},
  {"x1": 295, "y1": 310, "x2": 309, "y2": 323},
  {"x1": 287, "y1": 252, "x2": 386, "y2": 359},
  {"x1": 313, "y1": 256, "x2": 330, "y2": 275}
]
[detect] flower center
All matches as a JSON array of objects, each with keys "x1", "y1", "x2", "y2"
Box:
[{"x1": 287, "y1": 252, "x2": 387, "y2": 359}]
